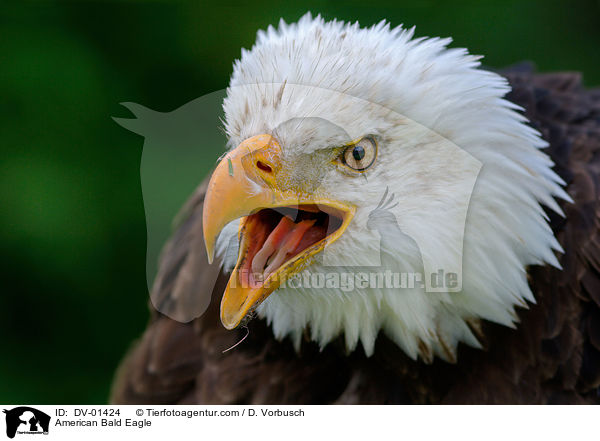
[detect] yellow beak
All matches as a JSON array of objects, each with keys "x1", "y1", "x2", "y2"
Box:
[{"x1": 202, "y1": 134, "x2": 355, "y2": 329}]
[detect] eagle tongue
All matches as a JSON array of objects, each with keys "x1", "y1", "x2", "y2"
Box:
[
  {"x1": 263, "y1": 219, "x2": 316, "y2": 279},
  {"x1": 251, "y1": 216, "x2": 295, "y2": 276},
  {"x1": 251, "y1": 215, "x2": 316, "y2": 281}
]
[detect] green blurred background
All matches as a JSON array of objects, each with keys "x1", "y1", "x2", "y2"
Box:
[{"x1": 1, "y1": 0, "x2": 599, "y2": 404}]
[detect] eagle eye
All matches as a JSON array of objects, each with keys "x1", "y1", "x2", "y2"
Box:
[{"x1": 341, "y1": 137, "x2": 377, "y2": 172}]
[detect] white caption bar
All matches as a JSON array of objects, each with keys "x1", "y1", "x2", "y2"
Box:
[{"x1": 1, "y1": 405, "x2": 596, "y2": 441}]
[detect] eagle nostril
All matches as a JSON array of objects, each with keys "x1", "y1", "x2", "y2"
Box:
[{"x1": 256, "y1": 161, "x2": 272, "y2": 173}]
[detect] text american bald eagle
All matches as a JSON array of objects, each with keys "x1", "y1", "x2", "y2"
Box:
[{"x1": 112, "y1": 14, "x2": 600, "y2": 404}]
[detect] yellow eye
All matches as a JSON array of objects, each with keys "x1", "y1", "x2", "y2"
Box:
[{"x1": 341, "y1": 137, "x2": 377, "y2": 171}]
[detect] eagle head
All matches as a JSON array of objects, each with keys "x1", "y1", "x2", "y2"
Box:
[{"x1": 202, "y1": 14, "x2": 569, "y2": 362}]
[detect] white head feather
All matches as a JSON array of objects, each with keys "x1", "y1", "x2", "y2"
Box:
[{"x1": 217, "y1": 13, "x2": 570, "y2": 362}]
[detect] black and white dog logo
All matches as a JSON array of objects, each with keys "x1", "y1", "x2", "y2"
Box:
[{"x1": 3, "y1": 407, "x2": 50, "y2": 438}]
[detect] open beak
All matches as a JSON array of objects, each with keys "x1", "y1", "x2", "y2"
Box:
[{"x1": 203, "y1": 134, "x2": 355, "y2": 329}]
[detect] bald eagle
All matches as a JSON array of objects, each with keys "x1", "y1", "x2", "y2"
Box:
[{"x1": 112, "y1": 14, "x2": 600, "y2": 404}]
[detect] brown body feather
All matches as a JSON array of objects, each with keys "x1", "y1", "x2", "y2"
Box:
[{"x1": 111, "y1": 66, "x2": 600, "y2": 404}]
